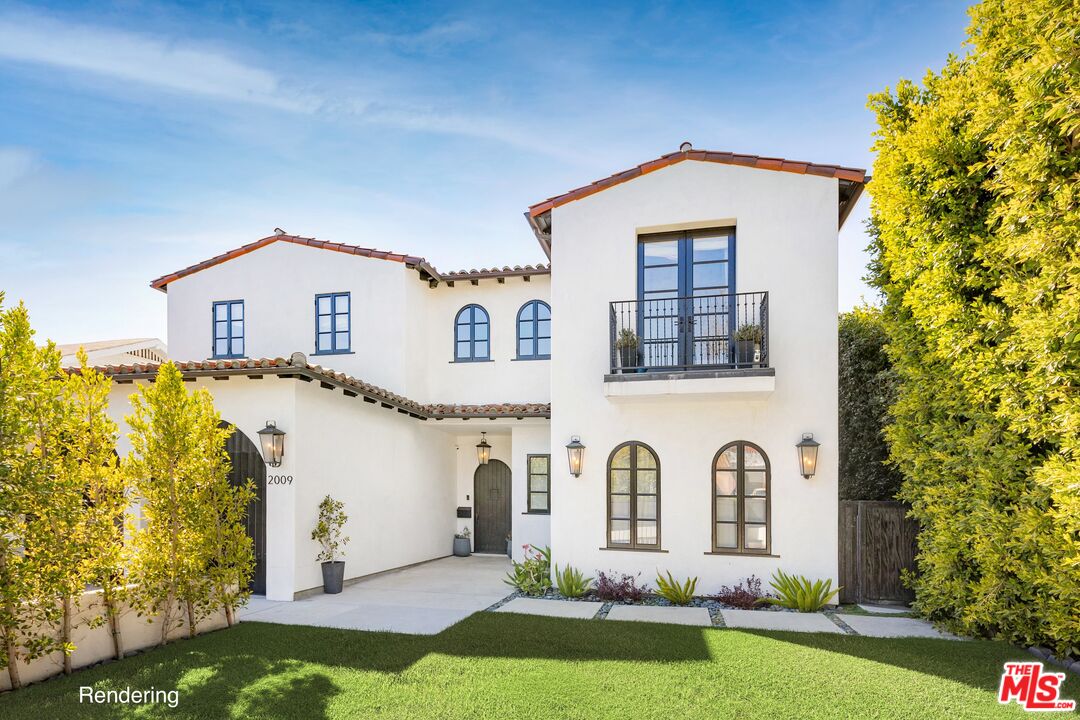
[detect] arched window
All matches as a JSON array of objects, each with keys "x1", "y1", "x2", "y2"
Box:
[
  {"x1": 455, "y1": 305, "x2": 490, "y2": 361},
  {"x1": 516, "y1": 300, "x2": 551, "y2": 359},
  {"x1": 713, "y1": 441, "x2": 770, "y2": 554},
  {"x1": 607, "y1": 441, "x2": 660, "y2": 549}
]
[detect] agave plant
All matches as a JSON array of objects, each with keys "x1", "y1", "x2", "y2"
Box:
[
  {"x1": 655, "y1": 571, "x2": 698, "y2": 605},
  {"x1": 553, "y1": 564, "x2": 593, "y2": 598},
  {"x1": 759, "y1": 570, "x2": 840, "y2": 612}
]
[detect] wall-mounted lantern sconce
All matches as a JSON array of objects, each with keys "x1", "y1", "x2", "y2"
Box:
[
  {"x1": 566, "y1": 436, "x2": 585, "y2": 477},
  {"x1": 257, "y1": 421, "x2": 286, "y2": 467},
  {"x1": 796, "y1": 433, "x2": 820, "y2": 479},
  {"x1": 476, "y1": 432, "x2": 491, "y2": 465}
]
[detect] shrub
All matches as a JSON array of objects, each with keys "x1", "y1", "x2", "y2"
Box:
[
  {"x1": 593, "y1": 571, "x2": 649, "y2": 602},
  {"x1": 655, "y1": 571, "x2": 697, "y2": 605},
  {"x1": 504, "y1": 545, "x2": 551, "y2": 596},
  {"x1": 759, "y1": 570, "x2": 840, "y2": 612},
  {"x1": 838, "y1": 306, "x2": 902, "y2": 501},
  {"x1": 713, "y1": 575, "x2": 766, "y2": 609},
  {"x1": 554, "y1": 564, "x2": 592, "y2": 598},
  {"x1": 868, "y1": 0, "x2": 1080, "y2": 655}
]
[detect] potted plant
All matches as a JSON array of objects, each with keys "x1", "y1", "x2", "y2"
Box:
[
  {"x1": 615, "y1": 328, "x2": 640, "y2": 372},
  {"x1": 453, "y1": 527, "x2": 471, "y2": 557},
  {"x1": 733, "y1": 323, "x2": 763, "y2": 365},
  {"x1": 311, "y1": 495, "x2": 350, "y2": 594}
]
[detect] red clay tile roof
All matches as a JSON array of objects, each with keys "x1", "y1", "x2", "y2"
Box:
[
  {"x1": 70, "y1": 354, "x2": 549, "y2": 419},
  {"x1": 527, "y1": 147, "x2": 868, "y2": 218},
  {"x1": 440, "y1": 264, "x2": 550, "y2": 281},
  {"x1": 149, "y1": 233, "x2": 550, "y2": 290},
  {"x1": 149, "y1": 234, "x2": 438, "y2": 291}
]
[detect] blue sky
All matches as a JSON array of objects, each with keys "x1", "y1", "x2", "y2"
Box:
[{"x1": 0, "y1": 0, "x2": 970, "y2": 345}]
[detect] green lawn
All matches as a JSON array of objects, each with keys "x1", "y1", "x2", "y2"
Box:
[{"x1": 1, "y1": 614, "x2": 1075, "y2": 719}]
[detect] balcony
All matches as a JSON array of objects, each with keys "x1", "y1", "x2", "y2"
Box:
[{"x1": 605, "y1": 291, "x2": 774, "y2": 398}]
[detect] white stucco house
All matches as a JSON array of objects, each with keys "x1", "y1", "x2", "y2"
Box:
[{"x1": 93, "y1": 145, "x2": 867, "y2": 602}]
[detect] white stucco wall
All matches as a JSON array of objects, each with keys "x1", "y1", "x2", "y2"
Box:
[
  {"x1": 106, "y1": 374, "x2": 460, "y2": 600},
  {"x1": 166, "y1": 242, "x2": 412, "y2": 394},
  {"x1": 290, "y1": 380, "x2": 457, "y2": 594},
  {"x1": 163, "y1": 239, "x2": 550, "y2": 406},
  {"x1": 548, "y1": 160, "x2": 839, "y2": 593},
  {"x1": 423, "y1": 277, "x2": 551, "y2": 405}
]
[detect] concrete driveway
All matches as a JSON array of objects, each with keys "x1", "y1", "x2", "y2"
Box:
[{"x1": 237, "y1": 555, "x2": 512, "y2": 635}]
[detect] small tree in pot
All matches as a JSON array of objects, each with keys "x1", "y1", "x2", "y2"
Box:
[
  {"x1": 615, "y1": 328, "x2": 640, "y2": 372},
  {"x1": 311, "y1": 495, "x2": 350, "y2": 594},
  {"x1": 733, "y1": 323, "x2": 763, "y2": 366}
]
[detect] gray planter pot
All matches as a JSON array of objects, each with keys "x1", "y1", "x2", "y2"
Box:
[
  {"x1": 618, "y1": 346, "x2": 640, "y2": 373},
  {"x1": 735, "y1": 340, "x2": 758, "y2": 365},
  {"x1": 321, "y1": 561, "x2": 345, "y2": 594},
  {"x1": 453, "y1": 536, "x2": 471, "y2": 557}
]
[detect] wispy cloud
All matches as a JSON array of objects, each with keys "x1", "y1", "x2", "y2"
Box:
[
  {"x1": 0, "y1": 146, "x2": 37, "y2": 189},
  {"x1": 0, "y1": 12, "x2": 576, "y2": 157},
  {"x1": 0, "y1": 12, "x2": 307, "y2": 110}
]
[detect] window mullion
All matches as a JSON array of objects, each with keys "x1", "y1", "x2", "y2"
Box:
[
  {"x1": 629, "y1": 443, "x2": 638, "y2": 548},
  {"x1": 737, "y1": 445, "x2": 745, "y2": 551}
]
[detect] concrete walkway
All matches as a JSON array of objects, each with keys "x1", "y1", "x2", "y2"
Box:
[
  {"x1": 238, "y1": 555, "x2": 511, "y2": 635},
  {"x1": 490, "y1": 598, "x2": 959, "y2": 639}
]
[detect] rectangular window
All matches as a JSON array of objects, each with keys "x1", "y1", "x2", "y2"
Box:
[
  {"x1": 527, "y1": 454, "x2": 550, "y2": 513},
  {"x1": 315, "y1": 292, "x2": 351, "y2": 354},
  {"x1": 212, "y1": 300, "x2": 244, "y2": 358}
]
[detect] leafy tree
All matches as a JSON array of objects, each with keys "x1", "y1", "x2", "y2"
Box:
[
  {"x1": 64, "y1": 351, "x2": 127, "y2": 661},
  {"x1": 0, "y1": 295, "x2": 69, "y2": 688},
  {"x1": 838, "y1": 306, "x2": 902, "y2": 500},
  {"x1": 124, "y1": 362, "x2": 250, "y2": 644},
  {"x1": 868, "y1": 0, "x2": 1079, "y2": 655}
]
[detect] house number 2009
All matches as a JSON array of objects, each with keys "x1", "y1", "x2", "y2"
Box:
[{"x1": 268, "y1": 475, "x2": 294, "y2": 485}]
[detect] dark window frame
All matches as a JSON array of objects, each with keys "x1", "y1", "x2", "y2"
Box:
[
  {"x1": 314, "y1": 292, "x2": 352, "y2": 355},
  {"x1": 711, "y1": 440, "x2": 771, "y2": 554},
  {"x1": 636, "y1": 228, "x2": 737, "y2": 369},
  {"x1": 454, "y1": 304, "x2": 491, "y2": 361},
  {"x1": 516, "y1": 300, "x2": 551, "y2": 360},
  {"x1": 526, "y1": 454, "x2": 551, "y2": 514},
  {"x1": 212, "y1": 300, "x2": 245, "y2": 359},
  {"x1": 606, "y1": 441, "x2": 661, "y2": 550}
]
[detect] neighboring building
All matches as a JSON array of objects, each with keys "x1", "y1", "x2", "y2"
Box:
[
  {"x1": 91, "y1": 145, "x2": 866, "y2": 601},
  {"x1": 58, "y1": 338, "x2": 167, "y2": 367}
]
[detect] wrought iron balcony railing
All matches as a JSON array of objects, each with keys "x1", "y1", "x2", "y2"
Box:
[{"x1": 609, "y1": 291, "x2": 769, "y2": 373}]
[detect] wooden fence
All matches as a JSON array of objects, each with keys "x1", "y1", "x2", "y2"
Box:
[{"x1": 838, "y1": 500, "x2": 918, "y2": 605}]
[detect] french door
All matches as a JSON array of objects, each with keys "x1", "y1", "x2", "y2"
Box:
[{"x1": 638, "y1": 228, "x2": 735, "y2": 369}]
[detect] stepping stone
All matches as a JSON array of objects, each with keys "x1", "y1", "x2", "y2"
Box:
[
  {"x1": 721, "y1": 609, "x2": 843, "y2": 634},
  {"x1": 842, "y1": 615, "x2": 959, "y2": 639},
  {"x1": 857, "y1": 603, "x2": 910, "y2": 614},
  {"x1": 605, "y1": 605, "x2": 712, "y2": 626},
  {"x1": 495, "y1": 598, "x2": 602, "y2": 620}
]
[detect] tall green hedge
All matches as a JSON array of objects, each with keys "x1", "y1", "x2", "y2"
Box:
[
  {"x1": 839, "y1": 306, "x2": 902, "y2": 501},
  {"x1": 867, "y1": 0, "x2": 1079, "y2": 656}
]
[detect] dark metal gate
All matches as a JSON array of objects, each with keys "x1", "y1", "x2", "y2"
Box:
[
  {"x1": 838, "y1": 500, "x2": 918, "y2": 604},
  {"x1": 223, "y1": 423, "x2": 266, "y2": 595},
  {"x1": 473, "y1": 460, "x2": 511, "y2": 554}
]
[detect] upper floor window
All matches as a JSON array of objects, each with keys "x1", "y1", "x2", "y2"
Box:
[
  {"x1": 455, "y1": 305, "x2": 490, "y2": 361},
  {"x1": 212, "y1": 300, "x2": 244, "y2": 359},
  {"x1": 516, "y1": 300, "x2": 551, "y2": 359},
  {"x1": 713, "y1": 441, "x2": 770, "y2": 554},
  {"x1": 607, "y1": 441, "x2": 660, "y2": 549},
  {"x1": 315, "y1": 292, "x2": 350, "y2": 354}
]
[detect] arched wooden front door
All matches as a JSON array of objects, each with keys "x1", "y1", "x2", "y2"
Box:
[
  {"x1": 222, "y1": 422, "x2": 267, "y2": 594},
  {"x1": 473, "y1": 459, "x2": 511, "y2": 554}
]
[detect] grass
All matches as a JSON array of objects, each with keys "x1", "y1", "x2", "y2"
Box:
[{"x1": 1, "y1": 613, "x2": 1076, "y2": 719}]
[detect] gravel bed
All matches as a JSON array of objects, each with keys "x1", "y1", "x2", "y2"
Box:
[{"x1": 493, "y1": 588, "x2": 799, "y2": 614}]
